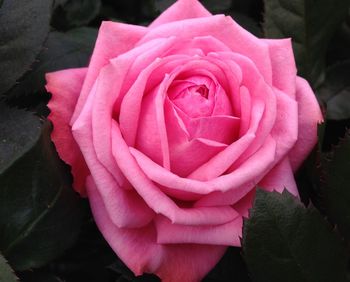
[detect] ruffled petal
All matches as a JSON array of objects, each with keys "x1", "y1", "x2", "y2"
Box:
[
  {"x1": 155, "y1": 215, "x2": 242, "y2": 246},
  {"x1": 289, "y1": 77, "x2": 323, "y2": 171},
  {"x1": 150, "y1": 0, "x2": 211, "y2": 29},
  {"x1": 72, "y1": 21, "x2": 147, "y2": 123},
  {"x1": 46, "y1": 68, "x2": 89, "y2": 195},
  {"x1": 263, "y1": 38, "x2": 297, "y2": 98},
  {"x1": 140, "y1": 15, "x2": 272, "y2": 84},
  {"x1": 72, "y1": 89, "x2": 155, "y2": 228},
  {"x1": 112, "y1": 123, "x2": 237, "y2": 225}
]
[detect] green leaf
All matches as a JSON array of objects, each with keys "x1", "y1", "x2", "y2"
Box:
[
  {"x1": 230, "y1": 12, "x2": 262, "y2": 37},
  {"x1": 52, "y1": 0, "x2": 101, "y2": 30},
  {"x1": 327, "y1": 10, "x2": 350, "y2": 64},
  {"x1": 318, "y1": 61, "x2": 350, "y2": 120},
  {"x1": 243, "y1": 189, "x2": 348, "y2": 282},
  {"x1": 320, "y1": 131, "x2": 350, "y2": 242},
  {"x1": 0, "y1": 104, "x2": 85, "y2": 271},
  {"x1": 0, "y1": 0, "x2": 53, "y2": 95},
  {"x1": 201, "y1": 0, "x2": 231, "y2": 13},
  {"x1": 6, "y1": 28, "x2": 97, "y2": 101},
  {"x1": 263, "y1": 0, "x2": 350, "y2": 87},
  {"x1": 0, "y1": 253, "x2": 18, "y2": 282}
]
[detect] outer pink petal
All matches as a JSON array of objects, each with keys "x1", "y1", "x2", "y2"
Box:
[
  {"x1": 263, "y1": 38, "x2": 297, "y2": 98},
  {"x1": 88, "y1": 181, "x2": 227, "y2": 281},
  {"x1": 72, "y1": 89, "x2": 155, "y2": 228},
  {"x1": 259, "y1": 157, "x2": 299, "y2": 196},
  {"x1": 140, "y1": 15, "x2": 272, "y2": 84},
  {"x1": 46, "y1": 68, "x2": 89, "y2": 195},
  {"x1": 289, "y1": 77, "x2": 323, "y2": 171},
  {"x1": 149, "y1": 0, "x2": 211, "y2": 29},
  {"x1": 71, "y1": 21, "x2": 147, "y2": 123},
  {"x1": 155, "y1": 215, "x2": 242, "y2": 246}
]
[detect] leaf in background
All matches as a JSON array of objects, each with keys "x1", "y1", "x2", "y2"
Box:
[
  {"x1": 52, "y1": 0, "x2": 101, "y2": 30},
  {"x1": 317, "y1": 61, "x2": 350, "y2": 120},
  {"x1": 264, "y1": 0, "x2": 350, "y2": 87},
  {"x1": 230, "y1": 12, "x2": 262, "y2": 37},
  {"x1": 0, "y1": 104, "x2": 85, "y2": 271},
  {"x1": 320, "y1": 131, "x2": 350, "y2": 243},
  {"x1": 0, "y1": 0, "x2": 53, "y2": 95},
  {"x1": 243, "y1": 189, "x2": 348, "y2": 282},
  {"x1": 0, "y1": 253, "x2": 18, "y2": 282},
  {"x1": 201, "y1": 0, "x2": 232, "y2": 13},
  {"x1": 6, "y1": 27, "x2": 97, "y2": 102},
  {"x1": 327, "y1": 9, "x2": 350, "y2": 64}
]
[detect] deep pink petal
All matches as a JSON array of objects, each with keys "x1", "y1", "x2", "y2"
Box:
[
  {"x1": 149, "y1": 0, "x2": 211, "y2": 29},
  {"x1": 155, "y1": 215, "x2": 242, "y2": 246},
  {"x1": 289, "y1": 77, "x2": 323, "y2": 171},
  {"x1": 263, "y1": 38, "x2": 297, "y2": 98},
  {"x1": 46, "y1": 68, "x2": 89, "y2": 195},
  {"x1": 71, "y1": 21, "x2": 147, "y2": 123}
]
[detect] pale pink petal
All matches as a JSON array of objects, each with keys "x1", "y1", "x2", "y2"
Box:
[
  {"x1": 71, "y1": 21, "x2": 147, "y2": 123},
  {"x1": 130, "y1": 135, "x2": 276, "y2": 200},
  {"x1": 140, "y1": 15, "x2": 272, "y2": 83},
  {"x1": 46, "y1": 68, "x2": 89, "y2": 195},
  {"x1": 112, "y1": 122, "x2": 237, "y2": 225},
  {"x1": 72, "y1": 90, "x2": 155, "y2": 228},
  {"x1": 184, "y1": 115, "x2": 239, "y2": 144},
  {"x1": 259, "y1": 157, "x2": 299, "y2": 196},
  {"x1": 119, "y1": 39, "x2": 178, "y2": 146},
  {"x1": 271, "y1": 88, "x2": 298, "y2": 160},
  {"x1": 92, "y1": 39, "x2": 176, "y2": 186},
  {"x1": 188, "y1": 133, "x2": 255, "y2": 181},
  {"x1": 155, "y1": 215, "x2": 242, "y2": 246},
  {"x1": 195, "y1": 136, "x2": 277, "y2": 207},
  {"x1": 263, "y1": 38, "x2": 297, "y2": 98},
  {"x1": 289, "y1": 77, "x2": 323, "y2": 171},
  {"x1": 88, "y1": 176, "x2": 227, "y2": 282},
  {"x1": 149, "y1": 0, "x2": 211, "y2": 29}
]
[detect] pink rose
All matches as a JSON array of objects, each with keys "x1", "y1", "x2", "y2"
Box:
[{"x1": 46, "y1": 0, "x2": 322, "y2": 281}]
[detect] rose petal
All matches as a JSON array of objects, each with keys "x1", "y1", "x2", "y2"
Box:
[
  {"x1": 263, "y1": 38, "x2": 297, "y2": 98},
  {"x1": 259, "y1": 157, "x2": 298, "y2": 196},
  {"x1": 289, "y1": 77, "x2": 323, "y2": 171},
  {"x1": 112, "y1": 122, "x2": 237, "y2": 225},
  {"x1": 72, "y1": 90, "x2": 155, "y2": 228},
  {"x1": 46, "y1": 68, "x2": 89, "y2": 195},
  {"x1": 71, "y1": 21, "x2": 147, "y2": 123},
  {"x1": 140, "y1": 15, "x2": 272, "y2": 84},
  {"x1": 155, "y1": 215, "x2": 242, "y2": 246},
  {"x1": 149, "y1": 0, "x2": 211, "y2": 29}
]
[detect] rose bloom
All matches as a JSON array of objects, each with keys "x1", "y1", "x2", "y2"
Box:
[{"x1": 46, "y1": 0, "x2": 322, "y2": 281}]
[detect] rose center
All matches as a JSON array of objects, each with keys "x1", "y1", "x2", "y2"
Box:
[{"x1": 168, "y1": 79, "x2": 215, "y2": 118}]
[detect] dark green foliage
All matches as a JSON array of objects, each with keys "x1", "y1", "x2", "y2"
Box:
[
  {"x1": 318, "y1": 61, "x2": 350, "y2": 120},
  {"x1": 243, "y1": 189, "x2": 348, "y2": 282},
  {"x1": 52, "y1": 0, "x2": 101, "y2": 30},
  {"x1": 0, "y1": 253, "x2": 18, "y2": 282},
  {"x1": 0, "y1": 105, "x2": 85, "y2": 271},
  {"x1": 264, "y1": 0, "x2": 350, "y2": 87},
  {"x1": 319, "y1": 131, "x2": 350, "y2": 242},
  {"x1": 6, "y1": 28, "x2": 97, "y2": 103},
  {"x1": 0, "y1": 0, "x2": 53, "y2": 95}
]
